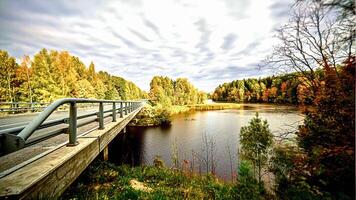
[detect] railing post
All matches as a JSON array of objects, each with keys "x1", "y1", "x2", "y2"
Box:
[
  {"x1": 112, "y1": 102, "x2": 116, "y2": 122},
  {"x1": 125, "y1": 102, "x2": 128, "y2": 115},
  {"x1": 99, "y1": 102, "x2": 104, "y2": 130},
  {"x1": 68, "y1": 102, "x2": 78, "y2": 146},
  {"x1": 120, "y1": 102, "x2": 123, "y2": 118}
]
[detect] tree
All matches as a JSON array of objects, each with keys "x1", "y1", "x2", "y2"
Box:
[
  {"x1": 296, "y1": 60, "x2": 355, "y2": 199},
  {"x1": 16, "y1": 56, "x2": 33, "y2": 102},
  {"x1": 240, "y1": 112, "x2": 273, "y2": 184},
  {"x1": 232, "y1": 161, "x2": 266, "y2": 200},
  {"x1": 270, "y1": 144, "x2": 320, "y2": 199},
  {"x1": 266, "y1": 0, "x2": 355, "y2": 198},
  {"x1": 212, "y1": 74, "x2": 302, "y2": 104},
  {"x1": 0, "y1": 49, "x2": 147, "y2": 103},
  {"x1": 51, "y1": 51, "x2": 78, "y2": 97},
  {"x1": 97, "y1": 71, "x2": 120, "y2": 100},
  {"x1": 75, "y1": 79, "x2": 96, "y2": 98},
  {"x1": 267, "y1": 0, "x2": 355, "y2": 94},
  {"x1": 148, "y1": 76, "x2": 203, "y2": 106},
  {"x1": 86, "y1": 62, "x2": 106, "y2": 99},
  {"x1": 0, "y1": 50, "x2": 18, "y2": 102},
  {"x1": 31, "y1": 49, "x2": 63, "y2": 102}
]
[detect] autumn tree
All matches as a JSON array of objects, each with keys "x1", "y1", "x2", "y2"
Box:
[
  {"x1": 30, "y1": 49, "x2": 61, "y2": 102},
  {"x1": 267, "y1": 0, "x2": 355, "y2": 95},
  {"x1": 0, "y1": 49, "x2": 147, "y2": 103},
  {"x1": 16, "y1": 56, "x2": 33, "y2": 102},
  {"x1": 51, "y1": 51, "x2": 78, "y2": 97},
  {"x1": 0, "y1": 50, "x2": 18, "y2": 102},
  {"x1": 212, "y1": 73, "x2": 302, "y2": 104},
  {"x1": 149, "y1": 76, "x2": 205, "y2": 106},
  {"x1": 267, "y1": 0, "x2": 355, "y2": 198}
]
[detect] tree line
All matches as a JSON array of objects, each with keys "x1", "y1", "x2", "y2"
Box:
[
  {"x1": 149, "y1": 76, "x2": 207, "y2": 106},
  {"x1": 211, "y1": 71, "x2": 323, "y2": 104},
  {"x1": 0, "y1": 49, "x2": 147, "y2": 103},
  {"x1": 256, "y1": 0, "x2": 354, "y2": 199}
]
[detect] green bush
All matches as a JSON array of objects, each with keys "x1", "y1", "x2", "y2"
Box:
[{"x1": 231, "y1": 161, "x2": 266, "y2": 200}]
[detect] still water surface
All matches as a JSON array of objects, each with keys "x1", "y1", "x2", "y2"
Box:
[{"x1": 109, "y1": 104, "x2": 304, "y2": 180}]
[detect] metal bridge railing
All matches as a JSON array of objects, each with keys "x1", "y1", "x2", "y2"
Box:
[{"x1": 0, "y1": 98, "x2": 145, "y2": 155}]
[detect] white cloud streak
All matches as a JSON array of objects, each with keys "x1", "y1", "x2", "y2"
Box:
[{"x1": 0, "y1": 0, "x2": 293, "y2": 92}]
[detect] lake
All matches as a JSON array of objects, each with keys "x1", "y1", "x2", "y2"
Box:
[{"x1": 108, "y1": 104, "x2": 304, "y2": 181}]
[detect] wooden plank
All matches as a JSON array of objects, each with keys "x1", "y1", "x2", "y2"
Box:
[
  {"x1": 103, "y1": 146, "x2": 109, "y2": 161},
  {"x1": 0, "y1": 134, "x2": 68, "y2": 173},
  {"x1": 0, "y1": 137, "x2": 99, "y2": 199}
]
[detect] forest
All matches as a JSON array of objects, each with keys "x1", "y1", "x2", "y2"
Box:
[
  {"x1": 0, "y1": 49, "x2": 147, "y2": 103},
  {"x1": 149, "y1": 76, "x2": 207, "y2": 106},
  {"x1": 211, "y1": 71, "x2": 322, "y2": 104},
  {"x1": 0, "y1": 49, "x2": 207, "y2": 107}
]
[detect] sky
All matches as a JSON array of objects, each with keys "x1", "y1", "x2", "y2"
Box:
[{"x1": 0, "y1": 0, "x2": 293, "y2": 92}]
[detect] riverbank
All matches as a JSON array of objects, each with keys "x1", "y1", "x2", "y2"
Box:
[
  {"x1": 130, "y1": 103, "x2": 242, "y2": 127},
  {"x1": 61, "y1": 160, "x2": 237, "y2": 199},
  {"x1": 187, "y1": 103, "x2": 241, "y2": 111}
]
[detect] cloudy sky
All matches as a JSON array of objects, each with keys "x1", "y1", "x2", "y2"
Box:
[{"x1": 0, "y1": 0, "x2": 293, "y2": 92}]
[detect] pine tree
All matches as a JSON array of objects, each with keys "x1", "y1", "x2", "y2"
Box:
[{"x1": 240, "y1": 112, "x2": 273, "y2": 183}]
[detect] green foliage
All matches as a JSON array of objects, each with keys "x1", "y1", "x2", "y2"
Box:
[
  {"x1": 270, "y1": 144, "x2": 322, "y2": 200},
  {"x1": 75, "y1": 79, "x2": 96, "y2": 98},
  {"x1": 156, "y1": 108, "x2": 172, "y2": 126},
  {"x1": 0, "y1": 49, "x2": 147, "y2": 102},
  {"x1": 130, "y1": 105, "x2": 172, "y2": 126},
  {"x1": 232, "y1": 161, "x2": 266, "y2": 200},
  {"x1": 62, "y1": 161, "x2": 238, "y2": 200},
  {"x1": 0, "y1": 50, "x2": 18, "y2": 102},
  {"x1": 153, "y1": 155, "x2": 165, "y2": 168},
  {"x1": 240, "y1": 112, "x2": 273, "y2": 183},
  {"x1": 149, "y1": 76, "x2": 207, "y2": 106}
]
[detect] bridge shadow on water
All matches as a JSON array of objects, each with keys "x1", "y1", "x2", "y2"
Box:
[
  {"x1": 107, "y1": 126, "x2": 146, "y2": 166},
  {"x1": 108, "y1": 125, "x2": 172, "y2": 166}
]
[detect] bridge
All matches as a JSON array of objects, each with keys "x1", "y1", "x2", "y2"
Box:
[{"x1": 0, "y1": 98, "x2": 145, "y2": 199}]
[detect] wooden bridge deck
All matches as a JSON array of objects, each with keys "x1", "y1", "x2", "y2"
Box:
[{"x1": 0, "y1": 106, "x2": 143, "y2": 199}]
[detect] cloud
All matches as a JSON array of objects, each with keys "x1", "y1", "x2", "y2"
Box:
[
  {"x1": 128, "y1": 28, "x2": 152, "y2": 42},
  {"x1": 221, "y1": 33, "x2": 238, "y2": 50},
  {"x1": 0, "y1": 0, "x2": 293, "y2": 92},
  {"x1": 141, "y1": 15, "x2": 162, "y2": 39},
  {"x1": 194, "y1": 19, "x2": 211, "y2": 53}
]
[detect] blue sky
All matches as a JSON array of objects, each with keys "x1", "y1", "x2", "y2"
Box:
[{"x1": 0, "y1": 0, "x2": 293, "y2": 92}]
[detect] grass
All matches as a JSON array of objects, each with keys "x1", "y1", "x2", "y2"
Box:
[
  {"x1": 170, "y1": 103, "x2": 242, "y2": 113},
  {"x1": 168, "y1": 105, "x2": 191, "y2": 114},
  {"x1": 61, "y1": 160, "x2": 237, "y2": 200}
]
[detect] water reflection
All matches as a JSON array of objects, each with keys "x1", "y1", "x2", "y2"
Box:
[
  {"x1": 108, "y1": 128, "x2": 144, "y2": 166},
  {"x1": 111, "y1": 104, "x2": 304, "y2": 181}
]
